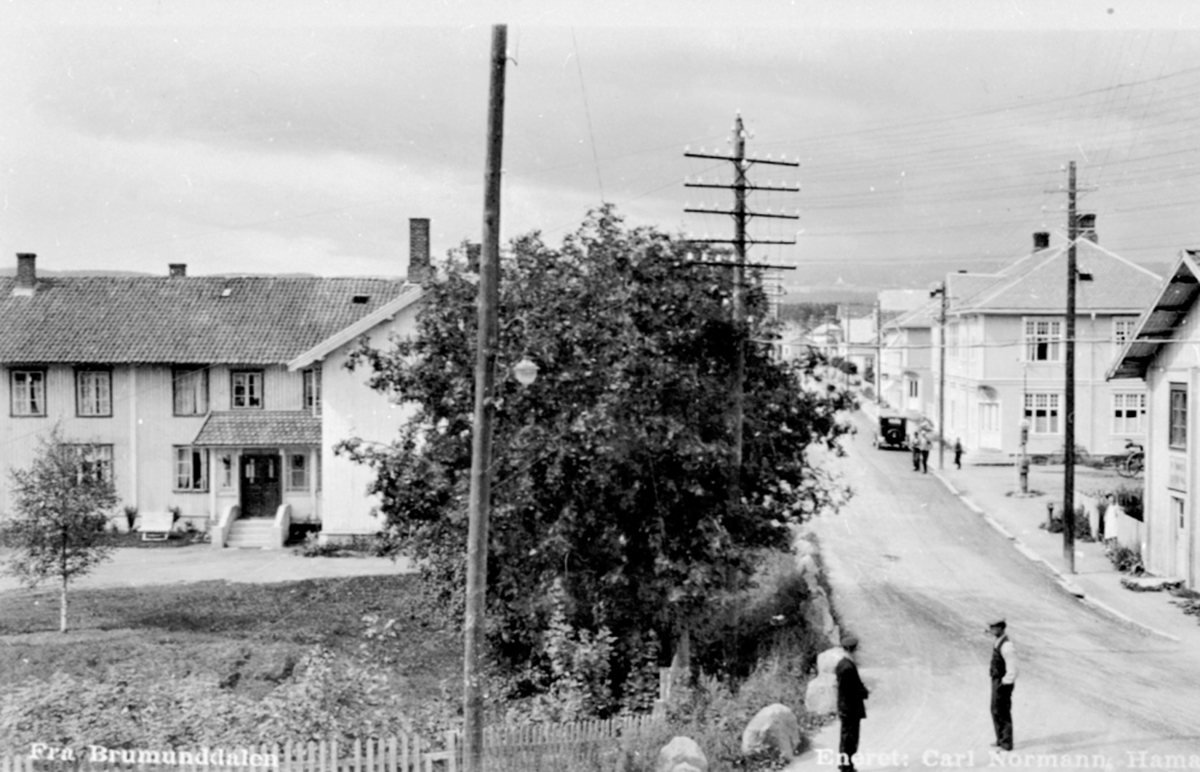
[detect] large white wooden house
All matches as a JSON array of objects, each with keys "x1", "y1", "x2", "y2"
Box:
[
  {"x1": 0, "y1": 220, "x2": 430, "y2": 547},
  {"x1": 1109, "y1": 251, "x2": 1200, "y2": 588}
]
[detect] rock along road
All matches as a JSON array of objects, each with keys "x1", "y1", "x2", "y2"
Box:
[{"x1": 788, "y1": 414, "x2": 1200, "y2": 772}]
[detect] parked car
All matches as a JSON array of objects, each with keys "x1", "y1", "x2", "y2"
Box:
[{"x1": 873, "y1": 414, "x2": 909, "y2": 450}]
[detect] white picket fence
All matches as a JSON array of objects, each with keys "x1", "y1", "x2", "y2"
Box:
[{"x1": 1, "y1": 715, "x2": 664, "y2": 772}]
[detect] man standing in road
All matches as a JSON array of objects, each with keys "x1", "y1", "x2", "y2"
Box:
[
  {"x1": 836, "y1": 634, "x2": 869, "y2": 772},
  {"x1": 988, "y1": 617, "x2": 1017, "y2": 751},
  {"x1": 917, "y1": 431, "x2": 931, "y2": 473}
]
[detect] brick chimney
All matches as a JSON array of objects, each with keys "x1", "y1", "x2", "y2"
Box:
[
  {"x1": 1077, "y1": 213, "x2": 1098, "y2": 243},
  {"x1": 407, "y1": 218, "x2": 431, "y2": 284},
  {"x1": 13, "y1": 253, "x2": 36, "y2": 296},
  {"x1": 169, "y1": 263, "x2": 187, "y2": 277},
  {"x1": 1032, "y1": 232, "x2": 1050, "y2": 251}
]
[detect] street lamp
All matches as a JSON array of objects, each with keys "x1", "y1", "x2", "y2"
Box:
[
  {"x1": 1019, "y1": 418, "x2": 1031, "y2": 495},
  {"x1": 513, "y1": 357, "x2": 539, "y2": 387}
]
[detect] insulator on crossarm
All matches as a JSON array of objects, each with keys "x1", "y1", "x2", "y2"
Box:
[
  {"x1": 684, "y1": 144, "x2": 690, "y2": 153},
  {"x1": 700, "y1": 146, "x2": 706, "y2": 154}
]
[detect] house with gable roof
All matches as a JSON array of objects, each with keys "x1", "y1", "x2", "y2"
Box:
[
  {"x1": 879, "y1": 301, "x2": 936, "y2": 418},
  {"x1": 937, "y1": 219, "x2": 1161, "y2": 458},
  {"x1": 1108, "y1": 250, "x2": 1200, "y2": 588},
  {"x1": 0, "y1": 219, "x2": 432, "y2": 547}
]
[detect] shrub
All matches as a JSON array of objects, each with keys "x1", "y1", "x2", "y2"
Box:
[
  {"x1": 1104, "y1": 538, "x2": 1144, "y2": 575},
  {"x1": 1072, "y1": 505, "x2": 1093, "y2": 543},
  {"x1": 1112, "y1": 485, "x2": 1144, "y2": 522},
  {"x1": 293, "y1": 532, "x2": 340, "y2": 558}
]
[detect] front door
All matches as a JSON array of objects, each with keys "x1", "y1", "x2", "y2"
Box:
[{"x1": 240, "y1": 454, "x2": 281, "y2": 518}]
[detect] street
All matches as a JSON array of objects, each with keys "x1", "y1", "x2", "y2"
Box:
[{"x1": 791, "y1": 413, "x2": 1200, "y2": 770}]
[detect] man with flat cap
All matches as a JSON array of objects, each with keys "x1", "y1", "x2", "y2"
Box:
[
  {"x1": 835, "y1": 634, "x2": 869, "y2": 772},
  {"x1": 987, "y1": 617, "x2": 1017, "y2": 751}
]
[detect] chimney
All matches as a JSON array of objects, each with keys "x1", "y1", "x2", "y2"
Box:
[
  {"x1": 466, "y1": 243, "x2": 481, "y2": 273},
  {"x1": 407, "y1": 218, "x2": 431, "y2": 284},
  {"x1": 1032, "y1": 232, "x2": 1050, "y2": 251},
  {"x1": 169, "y1": 263, "x2": 187, "y2": 277},
  {"x1": 13, "y1": 253, "x2": 36, "y2": 296},
  {"x1": 1077, "y1": 213, "x2": 1098, "y2": 243}
]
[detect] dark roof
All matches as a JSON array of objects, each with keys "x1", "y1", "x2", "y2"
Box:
[
  {"x1": 0, "y1": 275, "x2": 413, "y2": 364},
  {"x1": 1108, "y1": 253, "x2": 1200, "y2": 381},
  {"x1": 192, "y1": 411, "x2": 321, "y2": 446}
]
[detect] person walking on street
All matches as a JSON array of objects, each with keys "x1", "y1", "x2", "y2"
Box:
[
  {"x1": 917, "y1": 431, "x2": 931, "y2": 473},
  {"x1": 836, "y1": 634, "x2": 870, "y2": 772},
  {"x1": 954, "y1": 438, "x2": 964, "y2": 469},
  {"x1": 911, "y1": 432, "x2": 922, "y2": 472},
  {"x1": 988, "y1": 617, "x2": 1017, "y2": 751}
]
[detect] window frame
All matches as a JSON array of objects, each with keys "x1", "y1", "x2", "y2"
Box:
[
  {"x1": 173, "y1": 367, "x2": 210, "y2": 416},
  {"x1": 1169, "y1": 383, "x2": 1188, "y2": 450},
  {"x1": 1024, "y1": 318, "x2": 1063, "y2": 362},
  {"x1": 11, "y1": 368, "x2": 47, "y2": 417},
  {"x1": 1112, "y1": 391, "x2": 1147, "y2": 435},
  {"x1": 303, "y1": 367, "x2": 322, "y2": 414},
  {"x1": 1113, "y1": 317, "x2": 1138, "y2": 345},
  {"x1": 174, "y1": 446, "x2": 209, "y2": 492},
  {"x1": 286, "y1": 452, "x2": 309, "y2": 492},
  {"x1": 230, "y1": 370, "x2": 264, "y2": 410},
  {"x1": 67, "y1": 444, "x2": 114, "y2": 485},
  {"x1": 1024, "y1": 392, "x2": 1061, "y2": 435},
  {"x1": 907, "y1": 380, "x2": 919, "y2": 399},
  {"x1": 75, "y1": 368, "x2": 113, "y2": 418}
]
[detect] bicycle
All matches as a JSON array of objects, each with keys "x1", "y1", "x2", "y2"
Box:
[{"x1": 1117, "y1": 441, "x2": 1144, "y2": 478}]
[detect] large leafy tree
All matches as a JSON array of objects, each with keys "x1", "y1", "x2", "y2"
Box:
[
  {"x1": 0, "y1": 426, "x2": 119, "y2": 632},
  {"x1": 341, "y1": 206, "x2": 852, "y2": 694}
]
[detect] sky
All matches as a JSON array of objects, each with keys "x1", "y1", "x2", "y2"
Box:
[{"x1": 3, "y1": 1, "x2": 1200, "y2": 290}]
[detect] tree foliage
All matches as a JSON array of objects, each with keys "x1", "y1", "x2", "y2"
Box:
[
  {"x1": 0, "y1": 426, "x2": 119, "y2": 632},
  {"x1": 340, "y1": 207, "x2": 853, "y2": 705}
]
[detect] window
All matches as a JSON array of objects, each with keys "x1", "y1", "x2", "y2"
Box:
[
  {"x1": 1024, "y1": 392, "x2": 1061, "y2": 434},
  {"x1": 68, "y1": 444, "x2": 113, "y2": 485},
  {"x1": 174, "y1": 447, "x2": 208, "y2": 491},
  {"x1": 11, "y1": 369, "x2": 46, "y2": 416},
  {"x1": 1112, "y1": 392, "x2": 1147, "y2": 434},
  {"x1": 76, "y1": 370, "x2": 112, "y2": 417},
  {"x1": 218, "y1": 453, "x2": 234, "y2": 490},
  {"x1": 1025, "y1": 319, "x2": 1063, "y2": 362},
  {"x1": 173, "y1": 367, "x2": 209, "y2": 415},
  {"x1": 1113, "y1": 318, "x2": 1138, "y2": 344},
  {"x1": 303, "y1": 368, "x2": 321, "y2": 413},
  {"x1": 1170, "y1": 384, "x2": 1188, "y2": 449},
  {"x1": 231, "y1": 370, "x2": 263, "y2": 409},
  {"x1": 980, "y1": 402, "x2": 1000, "y2": 433},
  {"x1": 908, "y1": 380, "x2": 919, "y2": 399},
  {"x1": 287, "y1": 453, "x2": 309, "y2": 491}
]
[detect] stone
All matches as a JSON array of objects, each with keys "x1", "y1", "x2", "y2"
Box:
[
  {"x1": 741, "y1": 703, "x2": 800, "y2": 760},
  {"x1": 656, "y1": 736, "x2": 707, "y2": 772},
  {"x1": 805, "y1": 645, "x2": 847, "y2": 715}
]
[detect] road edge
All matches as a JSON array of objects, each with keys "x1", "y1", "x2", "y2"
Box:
[{"x1": 933, "y1": 471, "x2": 1181, "y2": 643}]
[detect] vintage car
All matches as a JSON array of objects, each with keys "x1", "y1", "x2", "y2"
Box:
[{"x1": 873, "y1": 414, "x2": 909, "y2": 450}]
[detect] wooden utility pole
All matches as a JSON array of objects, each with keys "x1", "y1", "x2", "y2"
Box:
[
  {"x1": 1063, "y1": 160, "x2": 1077, "y2": 574},
  {"x1": 934, "y1": 282, "x2": 948, "y2": 470},
  {"x1": 463, "y1": 24, "x2": 506, "y2": 772},
  {"x1": 684, "y1": 115, "x2": 798, "y2": 504}
]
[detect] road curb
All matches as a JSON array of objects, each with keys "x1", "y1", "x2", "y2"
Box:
[{"x1": 932, "y1": 471, "x2": 1181, "y2": 642}]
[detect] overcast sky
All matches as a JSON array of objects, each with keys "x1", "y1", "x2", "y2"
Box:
[{"x1": 3, "y1": 1, "x2": 1200, "y2": 288}]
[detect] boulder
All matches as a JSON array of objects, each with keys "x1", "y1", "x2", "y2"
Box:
[
  {"x1": 656, "y1": 736, "x2": 707, "y2": 772},
  {"x1": 741, "y1": 703, "x2": 800, "y2": 759},
  {"x1": 804, "y1": 646, "x2": 847, "y2": 715}
]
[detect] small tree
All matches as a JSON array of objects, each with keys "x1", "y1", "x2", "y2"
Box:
[{"x1": 0, "y1": 427, "x2": 118, "y2": 632}]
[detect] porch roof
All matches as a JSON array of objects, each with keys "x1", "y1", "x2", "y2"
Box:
[
  {"x1": 193, "y1": 411, "x2": 321, "y2": 446},
  {"x1": 1108, "y1": 252, "x2": 1200, "y2": 381}
]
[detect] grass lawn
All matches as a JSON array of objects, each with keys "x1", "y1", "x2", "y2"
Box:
[{"x1": 0, "y1": 574, "x2": 461, "y2": 704}]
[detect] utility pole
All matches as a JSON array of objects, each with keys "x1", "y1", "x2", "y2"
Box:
[
  {"x1": 684, "y1": 114, "x2": 798, "y2": 505},
  {"x1": 1063, "y1": 160, "x2": 1077, "y2": 574},
  {"x1": 930, "y1": 282, "x2": 948, "y2": 470},
  {"x1": 874, "y1": 299, "x2": 882, "y2": 403},
  {"x1": 463, "y1": 24, "x2": 506, "y2": 772}
]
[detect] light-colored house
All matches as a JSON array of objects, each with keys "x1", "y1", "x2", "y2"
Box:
[
  {"x1": 879, "y1": 301, "x2": 936, "y2": 417},
  {"x1": 936, "y1": 222, "x2": 1160, "y2": 457},
  {"x1": 0, "y1": 220, "x2": 430, "y2": 547},
  {"x1": 1108, "y1": 251, "x2": 1200, "y2": 588}
]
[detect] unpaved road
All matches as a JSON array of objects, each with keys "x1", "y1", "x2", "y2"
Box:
[{"x1": 789, "y1": 416, "x2": 1200, "y2": 771}]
